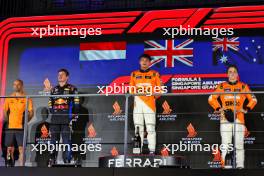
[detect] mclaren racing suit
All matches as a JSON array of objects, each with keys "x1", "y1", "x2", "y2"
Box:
[
  {"x1": 48, "y1": 83, "x2": 79, "y2": 162},
  {"x1": 208, "y1": 81, "x2": 257, "y2": 168},
  {"x1": 129, "y1": 69, "x2": 161, "y2": 152}
]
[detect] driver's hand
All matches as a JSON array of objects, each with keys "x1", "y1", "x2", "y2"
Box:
[
  {"x1": 44, "y1": 78, "x2": 52, "y2": 91},
  {"x1": 215, "y1": 107, "x2": 225, "y2": 114},
  {"x1": 238, "y1": 109, "x2": 248, "y2": 114}
]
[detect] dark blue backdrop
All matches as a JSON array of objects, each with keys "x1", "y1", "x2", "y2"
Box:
[{"x1": 19, "y1": 37, "x2": 264, "y2": 89}]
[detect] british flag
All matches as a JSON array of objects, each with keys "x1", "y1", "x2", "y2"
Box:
[
  {"x1": 144, "y1": 39, "x2": 194, "y2": 68},
  {"x1": 212, "y1": 37, "x2": 240, "y2": 52}
]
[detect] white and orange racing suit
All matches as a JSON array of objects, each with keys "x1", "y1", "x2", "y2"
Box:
[
  {"x1": 130, "y1": 69, "x2": 162, "y2": 152},
  {"x1": 208, "y1": 81, "x2": 257, "y2": 168}
]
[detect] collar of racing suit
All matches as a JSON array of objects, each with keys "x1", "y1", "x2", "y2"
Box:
[
  {"x1": 139, "y1": 68, "x2": 150, "y2": 73},
  {"x1": 57, "y1": 82, "x2": 69, "y2": 88},
  {"x1": 228, "y1": 80, "x2": 238, "y2": 85}
]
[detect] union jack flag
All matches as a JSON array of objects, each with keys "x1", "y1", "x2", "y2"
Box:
[
  {"x1": 212, "y1": 37, "x2": 240, "y2": 52},
  {"x1": 144, "y1": 39, "x2": 194, "y2": 68}
]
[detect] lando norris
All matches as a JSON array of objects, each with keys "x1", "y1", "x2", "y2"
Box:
[{"x1": 129, "y1": 54, "x2": 164, "y2": 155}]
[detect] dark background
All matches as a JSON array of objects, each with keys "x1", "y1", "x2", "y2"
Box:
[
  {"x1": 3, "y1": 33, "x2": 264, "y2": 168},
  {"x1": 1, "y1": 0, "x2": 264, "y2": 19}
]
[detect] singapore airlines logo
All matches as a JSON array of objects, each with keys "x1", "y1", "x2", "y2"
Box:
[
  {"x1": 244, "y1": 125, "x2": 255, "y2": 145},
  {"x1": 83, "y1": 123, "x2": 102, "y2": 145},
  {"x1": 108, "y1": 101, "x2": 125, "y2": 121},
  {"x1": 212, "y1": 148, "x2": 222, "y2": 162},
  {"x1": 162, "y1": 101, "x2": 172, "y2": 114},
  {"x1": 112, "y1": 101, "x2": 122, "y2": 115},
  {"x1": 160, "y1": 147, "x2": 169, "y2": 156},
  {"x1": 111, "y1": 147, "x2": 119, "y2": 156},
  {"x1": 181, "y1": 123, "x2": 202, "y2": 144},
  {"x1": 244, "y1": 126, "x2": 250, "y2": 138},
  {"x1": 208, "y1": 147, "x2": 223, "y2": 168},
  {"x1": 40, "y1": 124, "x2": 49, "y2": 138},
  {"x1": 87, "y1": 123, "x2": 97, "y2": 138},
  {"x1": 187, "y1": 123, "x2": 197, "y2": 138},
  {"x1": 158, "y1": 100, "x2": 176, "y2": 121}
]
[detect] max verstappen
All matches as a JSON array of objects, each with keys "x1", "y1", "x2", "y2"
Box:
[
  {"x1": 208, "y1": 65, "x2": 257, "y2": 169},
  {"x1": 129, "y1": 54, "x2": 162, "y2": 155},
  {"x1": 46, "y1": 69, "x2": 80, "y2": 164}
]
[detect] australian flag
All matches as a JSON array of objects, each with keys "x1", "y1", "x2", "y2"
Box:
[{"x1": 213, "y1": 37, "x2": 264, "y2": 66}]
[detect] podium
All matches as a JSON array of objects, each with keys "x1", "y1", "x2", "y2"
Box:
[
  {"x1": 99, "y1": 155, "x2": 190, "y2": 168},
  {"x1": 51, "y1": 163, "x2": 81, "y2": 167}
]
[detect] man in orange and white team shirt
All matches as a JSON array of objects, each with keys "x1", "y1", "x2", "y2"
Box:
[
  {"x1": 130, "y1": 54, "x2": 163, "y2": 154},
  {"x1": 4, "y1": 79, "x2": 34, "y2": 166},
  {"x1": 208, "y1": 65, "x2": 257, "y2": 169}
]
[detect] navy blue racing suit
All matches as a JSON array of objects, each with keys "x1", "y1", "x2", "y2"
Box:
[{"x1": 48, "y1": 83, "x2": 79, "y2": 162}]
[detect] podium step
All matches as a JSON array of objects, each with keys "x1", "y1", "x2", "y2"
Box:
[{"x1": 50, "y1": 163, "x2": 81, "y2": 167}]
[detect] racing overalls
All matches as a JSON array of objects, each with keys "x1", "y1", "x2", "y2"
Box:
[
  {"x1": 208, "y1": 81, "x2": 257, "y2": 168},
  {"x1": 48, "y1": 83, "x2": 79, "y2": 162},
  {"x1": 130, "y1": 69, "x2": 161, "y2": 152}
]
